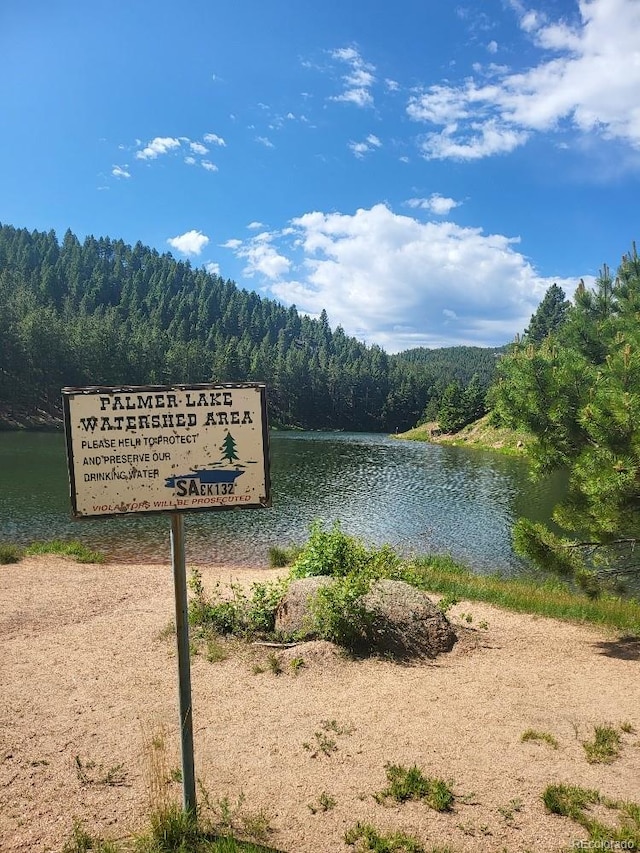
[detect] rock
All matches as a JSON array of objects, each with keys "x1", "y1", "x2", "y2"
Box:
[
  {"x1": 275, "y1": 576, "x2": 456, "y2": 659},
  {"x1": 362, "y1": 579, "x2": 457, "y2": 659},
  {"x1": 274, "y1": 576, "x2": 333, "y2": 637}
]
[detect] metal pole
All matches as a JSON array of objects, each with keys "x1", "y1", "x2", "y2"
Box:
[{"x1": 170, "y1": 512, "x2": 197, "y2": 814}]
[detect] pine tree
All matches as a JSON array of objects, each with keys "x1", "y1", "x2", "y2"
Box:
[
  {"x1": 524, "y1": 283, "x2": 570, "y2": 343},
  {"x1": 494, "y1": 244, "x2": 640, "y2": 594},
  {"x1": 438, "y1": 382, "x2": 467, "y2": 433}
]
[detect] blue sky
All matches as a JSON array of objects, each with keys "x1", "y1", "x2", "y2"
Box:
[{"x1": 1, "y1": 0, "x2": 638, "y2": 353}]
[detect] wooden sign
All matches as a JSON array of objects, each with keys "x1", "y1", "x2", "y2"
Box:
[{"x1": 62, "y1": 383, "x2": 271, "y2": 517}]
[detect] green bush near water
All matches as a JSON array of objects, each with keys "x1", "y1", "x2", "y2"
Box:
[
  {"x1": 188, "y1": 521, "x2": 640, "y2": 652},
  {"x1": 0, "y1": 543, "x2": 23, "y2": 564}
]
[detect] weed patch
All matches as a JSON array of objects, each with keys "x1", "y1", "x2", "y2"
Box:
[
  {"x1": 308, "y1": 791, "x2": 336, "y2": 813},
  {"x1": 520, "y1": 729, "x2": 559, "y2": 749},
  {"x1": 344, "y1": 821, "x2": 425, "y2": 852},
  {"x1": 0, "y1": 542, "x2": 22, "y2": 564},
  {"x1": 74, "y1": 755, "x2": 127, "y2": 787},
  {"x1": 268, "y1": 544, "x2": 301, "y2": 568},
  {"x1": 543, "y1": 783, "x2": 640, "y2": 846},
  {"x1": 375, "y1": 764, "x2": 454, "y2": 812},
  {"x1": 289, "y1": 656, "x2": 305, "y2": 674},
  {"x1": 583, "y1": 725, "x2": 622, "y2": 764},
  {"x1": 497, "y1": 798, "x2": 523, "y2": 825},
  {"x1": 62, "y1": 820, "x2": 119, "y2": 853},
  {"x1": 303, "y1": 718, "x2": 354, "y2": 758},
  {"x1": 25, "y1": 539, "x2": 104, "y2": 563},
  {"x1": 188, "y1": 569, "x2": 289, "y2": 641}
]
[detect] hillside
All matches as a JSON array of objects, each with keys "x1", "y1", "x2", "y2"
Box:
[
  {"x1": 0, "y1": 223, "x2": 502, "y2": 432},
  {"x1": 396, "y1": 413, "x2": 532, "y2": 455}
]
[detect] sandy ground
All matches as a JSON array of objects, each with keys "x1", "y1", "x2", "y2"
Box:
[{"x1": 1, "y1": 556, "x2": 639, "y2": 853}]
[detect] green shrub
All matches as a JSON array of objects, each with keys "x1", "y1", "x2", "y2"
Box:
[
  {"x1": 307, "y1": 572, "x2": 374, "y2": 650},
  {"x1": 291, "y1": 521, "x2": 399, "y2": 580},
  {"x1": 267, "y1": 544, "x2": 302, "y2": 568},
  {"x1": 291, "y1": 520, "x2": 369, "y2": 578},
  {"x1": 246, "y1": 578, "x2": 290, "y2": 634},
  {"x1": 0, "y1": 543, "x2": 22, "y2": 564},
  {"x1": 188, "y1": 569, "x2": 289, "y2": 640}
]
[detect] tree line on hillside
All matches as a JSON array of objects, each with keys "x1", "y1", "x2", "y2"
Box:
[{"x1": 0, "y1": 223, "x2": 500, "y2": 432}]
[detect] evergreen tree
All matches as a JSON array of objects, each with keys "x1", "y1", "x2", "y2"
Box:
[
  {"x1": 438, "y1": 382, "x2": 467, "y2": 433},
  {"x1": 524, "y1": 283, "x2": 570, "y2": 343},
  {"x1": 493, "y1": 244, "x2": 640, "y2": 594}
]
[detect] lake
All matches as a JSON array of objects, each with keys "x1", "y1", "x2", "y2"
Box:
[{"x1": 0, "y1": 430, "x2": 563, "y2": 574}]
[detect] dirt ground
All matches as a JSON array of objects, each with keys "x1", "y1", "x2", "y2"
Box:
[{"x1": 1, "y1": 556, "x2": 639, "y2": 852}]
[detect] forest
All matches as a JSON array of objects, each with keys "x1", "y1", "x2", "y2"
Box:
[{"x1": 0, "y1": 223, "x2": 501, "y2": 432}]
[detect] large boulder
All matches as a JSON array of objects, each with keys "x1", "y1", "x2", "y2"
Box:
[
  {"x1": 362, "y1": 579, "x2": 456, "y2": 658},
  {"x1": 275, "y1": 576, "x2": 456, "y2": 659},
  {"x1": 274, "y1": 576, "x2": 333, "y2": 637}
]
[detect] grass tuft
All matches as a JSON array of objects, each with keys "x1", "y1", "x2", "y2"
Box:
[
  {"x1": 344, "y1": 821, "x2": 425, "y2": 852},
  {"x1": 542, "y1": 782, "x2": 640, "y2": 846},
  {"x1": 520, "y1": 729, "x2": 559, "y2": 749},
  {"x1": 0, "y1": 542, "x2": 22, "y2": 564},
  {"x1": 25, "y1": 539, "x2": 105, "y2": 563},
  {"x1": 583, "y1": 725, "x2": 622, "y2": 764},
  {"x1": 375, "y1": 764, "x2": 454, "y2": 812}
]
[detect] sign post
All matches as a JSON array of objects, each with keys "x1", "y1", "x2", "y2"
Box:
[
  {"x1": 61, "y1": 383, "x2": 271, "y2": 814},
  {"x1": 170, "y1": 511, "x2": 196, "y2": 813}
]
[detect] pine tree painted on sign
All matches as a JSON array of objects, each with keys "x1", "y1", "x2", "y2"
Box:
[{"x1": 221, "y1": 431, "x2": 239, "y2": 464}]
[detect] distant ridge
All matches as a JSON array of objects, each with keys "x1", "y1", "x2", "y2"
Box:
[{"x1": 0, "y1": 222, "x2": 504, "y2": 432}]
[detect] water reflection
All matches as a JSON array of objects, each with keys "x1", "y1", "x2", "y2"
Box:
[{"x1": 0, "y1": 430, "x2": 564, "y2": 574}]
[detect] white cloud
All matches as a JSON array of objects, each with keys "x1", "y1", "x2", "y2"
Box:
[
  {"x1": 247, "y1": 221, "x2": 264, "y2": 230},
  {"x1": 205, "y1": 261, "x2": 220, "y2": 275},
  {"x1": 421, "y1": 120, "x2": 530, "y2": 160},
  {"x1": 136, "y1": 136, "x2": 181, "y2": 160},
  {"x1": 184, "y1": 156, "x2": 196, "y2": 166},
  {"x1": 407, "y1": 0, "x2": 640, "y2": 160},
  {"x1": 329, "y1": 45, "x2": 376, "y2": 108},
  {"x1": 201, "y1": 160, "x2": 218, "y2": 171},
  {"x1": 189, "y1": 141, "x2": 209, "y2": 155},
  {"x1": 406, "y1": 194, "x2": 461, "y2": 215},
  {"x1": 487, "y1": 40, "x2": 498, "y2": 53},
  {"x1": 228, "y1": 231, "x2": 291, "y2": 280},
  {"x1": 112, "y1": 165, "x2": 131, "y2": 178},
  {"x1": 349, "y1": 134, "x2": 382, "y2": 158},
  {"x1": 204, "y1": 133, "x2": 226, "y2": 146},
  {"x1": 385, "y1": 78, "x2": 400, "y2": 92},
  {"x1": 227, "y1": 203, "x2": 581, "y2": 352},
  {"x1": 256, "y1": 136, "x2": 274, "y2": 148},
  {"x1": 167, "y1": 229, "x2": 210, "y2": 257}
]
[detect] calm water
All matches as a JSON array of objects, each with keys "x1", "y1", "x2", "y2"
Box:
[{"x1": 0, "y1": 430, "x2": 564, "y2": 574}]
